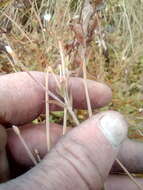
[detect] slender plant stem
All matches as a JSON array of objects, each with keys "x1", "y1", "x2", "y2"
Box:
[
  {"x1": 63, "y1": 107, "x2": 67, "y2": 135},
  {"x1": 116, "y1": 159, "x2": 143, "y2": 190},
  {"x1": 12, "y1": 126, "x2": 38, "y2": 165},
  {"x1": 45, "y1": 70, "x2": 50, "y2": 151},
  {"x1": 34, "y1": 149, "x2": 41, "y2": 163},
  {"x1": 82, "y1": 50, "x2": 92, "y2": 118},
  {"x1": 59, "y1": 41, "x2": 80, "y2": 126}
]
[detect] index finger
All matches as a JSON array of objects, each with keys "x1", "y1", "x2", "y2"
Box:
[{"x1": 0, "y1": 71, "x2": 112, "y2": 126}]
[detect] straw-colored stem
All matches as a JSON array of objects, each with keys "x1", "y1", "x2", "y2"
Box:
[
  {"x1": 63, "y1": 107, "x2": 67, "y2": 135},
  {"x1": 59, "y1": 41, "x2": 80, "y2": 126},
  {"x1": 45, "y1": 70, "x2": 50, "y2": 151},
  {"x1": 3, "y1": 13, "x2": 33, "y2": 44},
  {"x1": 81, "y1": 48, "x2": 92, "y2": 118},
  {"x1": 116, "y1": 159, "x2": 143, "y2": 190},
  {"x1": 28, "y1": 0, "x2": 46, "y2": 43},
  {"x1": 34, "y1": 149, "x2": 41, "y2": 163},
  {"x1": 12, "y1": 126, "x2": 37, "y2": 165}
]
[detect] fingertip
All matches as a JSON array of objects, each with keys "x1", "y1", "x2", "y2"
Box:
[
  {"x1": 98, "y1": 111, "x2": 128, "y2": 147},
  {"x1": 90, "y1": 82, "x2": 112, "y2": 108},
  {"x1": 5, "y1": 111, "x2": 128, "y2": 190},
  {"x1": 69, "y1": 77, "x2": 112, "y2": 109}
]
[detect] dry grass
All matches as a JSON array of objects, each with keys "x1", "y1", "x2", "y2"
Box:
[
  {"x1": 0, "y1": 0, "x2": 143, "y2": 136},
  {"x1": 1, "y1": 0, "x2": 143, "y2": 187},
  {"x1": 0, "y1": 0, "x2": 143, "y2": 137}
]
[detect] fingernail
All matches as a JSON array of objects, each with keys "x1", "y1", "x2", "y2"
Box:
[{"x1": 99, "y1": 112, "x2": 128, "y2": 147}]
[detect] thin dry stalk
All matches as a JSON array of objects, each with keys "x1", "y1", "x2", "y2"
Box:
[
  {"x1": 75, "y1": 0, "x2": 93, "y2": 118},
  {"x1": 63, "y1": 107, "x2": 67, "y2": 135},
  {"x1": 4, "y1": 54, "x2": 17, "y2": 72},
  {"x1": 24, "y1": 69, "x2": 65, "y2": 107},
  {"x1": 50, "y1": 64, "x2": 68, "y2": 135},
  {"x1": 2, "y1": 13, "x2": 33, "y2": 44},
  {"x1": 116, "y1": 159, "x2": 143, "y2": 190},
  {"x1": 38, "y1": 0, "x2": 45, "y2": 13},
  {"x1": 81, "y1": 48, "x2": 92, "y2": 117},
  {"x1": 3, "y1": 43, "x2": 65, "y2": 107},
  {"x1": 79, "y1": 3, "x2": 142, "y2": 189},
  {"x1": 66, "y1": 101, "x2": 80, "y2": 125},
  {"x1": 61, "y1": 0, "x2": 71, "y2": 27},
  {"x1": 59, "y1": 41, "x2": 80, "y2": 126},
  {"x1": 5, "y1": 41, "x2": 79, "y2": 126},
  {"x1": 49, "y1": 66, "x2": 61, "y2": 90},
  {"x1": 12, "y1": 125, "x2": 38, "y2": 166},
  {"x1": 59, "y1": 41, "x2": 68, "y2": 134},
  {"x1": 59, "y1": 41, "x2": 66, "y2": 77},
  {"x1": 79, "y1": 0, "x2": 86, "y2": 22},
  {"x1": 45, "y1": 69, "x2": 50, "y2": 151},
  {"x1": 28, "y1": 0, "x2": 46, "y2": 44},
  {"x1": 34, "y1": 149, "x2": 41, "y2": 163},
  {"x1": 122, "y1": 0, "x2": 134, "y2": 51}
]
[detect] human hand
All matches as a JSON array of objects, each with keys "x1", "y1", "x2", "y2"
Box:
[{"x1": 0, "y1": 72, "x2": 142, "y2": 190}]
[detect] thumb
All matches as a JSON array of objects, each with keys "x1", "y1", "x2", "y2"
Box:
[{"x1": 1, "y1": 111, "x2": 128, "y2": 190}]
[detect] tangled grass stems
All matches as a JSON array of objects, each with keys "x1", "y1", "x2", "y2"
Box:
[{"x1": 58, "y1": 41, "x2": 68, "y2": 134}]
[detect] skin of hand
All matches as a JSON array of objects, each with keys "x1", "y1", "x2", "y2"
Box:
[
  {"x1": 0, "y1": 71, "x2": 142, "y2": 190},
  {"x1": 0, "y1": 125, "x2": 9, "y2": 182}
]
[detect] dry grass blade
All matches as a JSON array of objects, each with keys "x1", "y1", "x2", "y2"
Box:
[
  {"x1": 73, "y1": 0, "x2": 93, "y2": 118},
  {"x1": 59, "y1": 41, "x2": 80, "y2": 126},
  {"x1": 82, "y1": 49, "x2": 92, "y2": 118},
  {"x1": 45, "y1": 69, "x2": 50, "y2": 151},
  {"x1": 24, "y1": 70, "x2": 65, "y2": 107},
  {"x1": 12, "y1": 125, "x2": 38, "y2": 165},
  {"x1": 2, "y1": 42, "x2": 65, "y2": 107},
  {"x1": 1, "y1": 2, "x2": 143, "y2": 189},
  {"x1": 5, "y1": 41, "x2": 79, "y2": 127},
  {"x1": 49, "y1": 66, "x2": 61, "y2": 90},
  {"x1": 116, "y1": 159, "x2": 143, "y2": 190},
  {"x1": 59, "y1": 41, "x2": 68, "y2": 134},
  {"x1": 63, "y1": 106, "x2": 67, "y2": 135},
  {"x1": 28, "y1": 0, "x2": 46, "y2": 44},
  {"x1": 34, "y1": 149, "x2": 41, "y2": 163},
  {"x1": 2, "y1": 13, "x2": 33, "y2": 44}
]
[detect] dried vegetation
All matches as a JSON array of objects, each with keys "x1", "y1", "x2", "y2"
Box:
[{"x1": 0, "y1": 0, "x2": 143, "y2": 138}]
